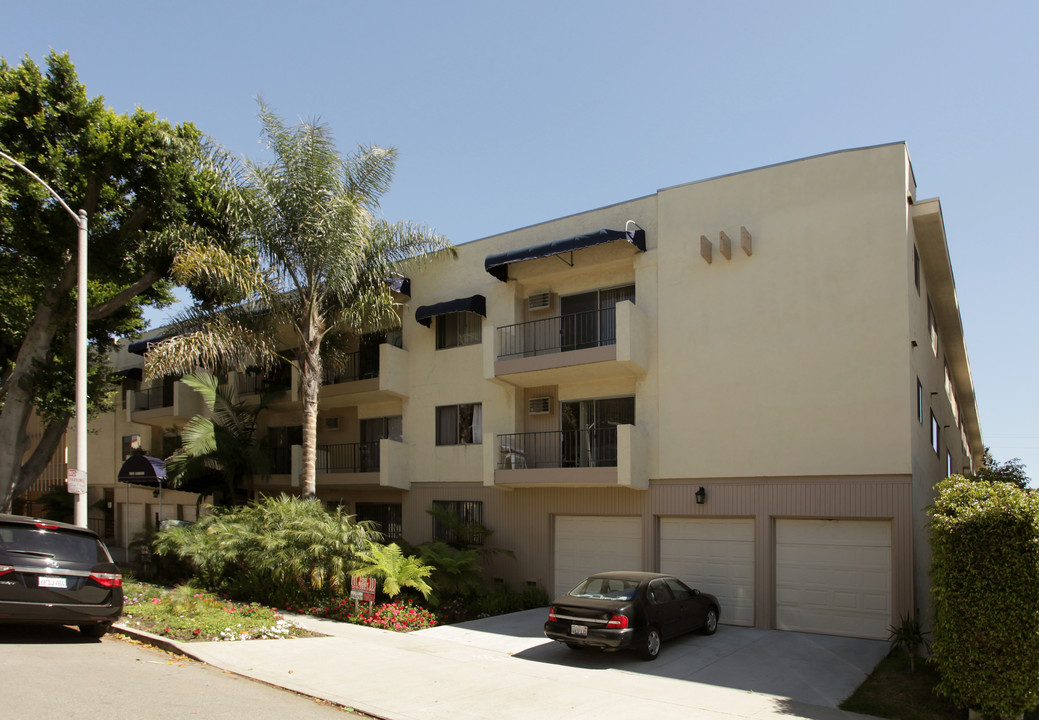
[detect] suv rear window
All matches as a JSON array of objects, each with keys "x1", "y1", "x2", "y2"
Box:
[{"x1": 0, "y1": 526, "x2": 109, "y2": 564}]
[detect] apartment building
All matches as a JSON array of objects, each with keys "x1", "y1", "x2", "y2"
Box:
[{"x1": 92, "y1": 142, "x2": 981, "y2": 640}]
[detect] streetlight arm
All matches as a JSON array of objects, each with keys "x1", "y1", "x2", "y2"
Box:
[{"x1": 0, "y1": 149, "x2": 81, "y2": 224}]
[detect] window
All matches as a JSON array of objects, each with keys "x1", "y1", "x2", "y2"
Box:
[
  {"x1": 913, "y1": 246, "x2": 921, "y2": 294},
  {"x1": 947, "y1": 452, "x2": 953, "y2": 478},
  {"x1": 360, "y1": 416, "x2": 402, "y2": 442},
  {"x1": 436, "y1": 312, "x2": 482, "y2": 349},
  {"x1": 436, "y1": 403, "x2": 482, "y2": 445},
  {"x1": 916, "y1": 379, "x2": 923, "y2": 424},
  {"x1": 560, "y1": 396, "x2": 634, "y2": 467},
  {"x1": 267, "y1": 425, "x2": 302, "y2": 474},
  {"x1": 559, "y1": 284, "x2": 635, "y2": 351},
  {"x1": 927, "y1": 298, "x2": 938, "y2": 355},
  {"x1": 432, "y1": 500, "x2": 484, "y2": 544},
  {"x1": 355, "y1": 502, "x2": 402, "y2": 541},
  {"x1": 931, "y1": 411, "x2": 940, "y2": 455},
  {"x1": 121, "y1": 435, "x2": 142, "y2": 460}
]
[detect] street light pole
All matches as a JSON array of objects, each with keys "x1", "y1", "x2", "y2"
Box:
[{"x1": 0, "y1": 150, "x2": 90, "y2": 528}]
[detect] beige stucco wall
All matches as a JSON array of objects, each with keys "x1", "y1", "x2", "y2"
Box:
[{"x1": 655, "y1": 144, "x2": 914, "y2": 479}]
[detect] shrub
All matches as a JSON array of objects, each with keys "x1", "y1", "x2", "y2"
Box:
[
  {"x1": 153, "y1": 494, "x2": 380, "y2": 606},
  {"x1": 928, "y1": 476, "x2": 1039, "y2": 718}
]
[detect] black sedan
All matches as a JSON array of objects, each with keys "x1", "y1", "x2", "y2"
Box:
[
  {"x1": 544, "y1": 571, "x2": 719, "y2": 660},
  {"x1": 0, "y1": 514, "x2": 123, "y2": 638}
]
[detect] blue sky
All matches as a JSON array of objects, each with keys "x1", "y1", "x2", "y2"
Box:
[{"x1": 3, "y1": 1, "x2": 1036, "y2": 481}]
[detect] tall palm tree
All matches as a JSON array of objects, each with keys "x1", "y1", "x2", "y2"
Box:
[
  {"x1": 145, "y1": 103, "x2": 453, "y2": 497},
  {"x1": 164, "y1": 370, "x2": 271, "y2": 506}
]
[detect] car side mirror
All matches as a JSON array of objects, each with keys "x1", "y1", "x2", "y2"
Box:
[{"x1": 692, "y1": 589, "x2": 701, "y2": 596}]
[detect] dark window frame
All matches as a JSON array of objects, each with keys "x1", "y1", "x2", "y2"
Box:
[
  {"x1": 431, "y1": 500, "x2": 484, "y2": 545},
  {"x1": 435, "y1": 403, "x2": 482, "y2": 445},
  {"x1": 435, "y1": 311, "x2": 483, "y2": 350}
]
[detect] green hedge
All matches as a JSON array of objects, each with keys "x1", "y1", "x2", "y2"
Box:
[{"x1": 929, "y1": 476, "x2": 1039, "y2": 718}]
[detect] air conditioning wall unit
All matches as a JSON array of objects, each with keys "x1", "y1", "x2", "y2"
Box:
[
  {"x1": 527, "y1": 292, "x2": 554, "y2": 312},
  {"x1": 323, "y1": 416, "x2": 341, "y2": 430},
  {"x1": 528, "y1": 396, "x2": 552, "y2": 415}
]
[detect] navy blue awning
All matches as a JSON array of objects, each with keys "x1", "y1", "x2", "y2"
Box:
[
  {"x1": 117, "y1": 455, "x2": 167, "y2": 486},
  {"x1": 128, "y1": 333, "x2": 176, "y2": 356},
  {"x1": 484, "y1": 227, "x2": 646, "y2": 282},
  {"x1": 415, "y1": 294, "x2": 486, "y2": 327},
  {"x1": 111, "y1": 367, "x2": 143, "y2": 381}
]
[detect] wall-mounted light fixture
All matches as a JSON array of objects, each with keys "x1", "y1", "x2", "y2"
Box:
[{"x1": 695, "y1": 486, "x2": 706, "y2": 505}]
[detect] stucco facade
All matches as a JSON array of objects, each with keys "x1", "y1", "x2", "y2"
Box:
[{"x1": 82, "y1": 142, "x2": 980, "y2": 639}]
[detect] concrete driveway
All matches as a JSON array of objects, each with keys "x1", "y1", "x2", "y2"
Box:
[
  {"x1": 143, "y1": 608, "x2": 889, "y2": 720},
  {"x1": 415, "y1": 609, "x2": 889, "y2": 708}
]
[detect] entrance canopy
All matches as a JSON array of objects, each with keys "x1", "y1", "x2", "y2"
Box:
[{"x1": 117, "y1": 455, "x2": 166, "y2": 487}]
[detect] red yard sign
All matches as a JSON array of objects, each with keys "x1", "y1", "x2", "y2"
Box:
[{"x1": 350, "y1": 576, "x2": 377, "y2": 603}]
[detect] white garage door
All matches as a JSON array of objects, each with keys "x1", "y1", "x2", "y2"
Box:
[
  {"x1": 554, "y1": 516, "x2": 642, "y2": 598},
  {"x1": 775, "y1": 519, "x2": 891, "y2": 640},
  {"x1": 659, "y1": 518, "x2": 755, "y2": 627}
]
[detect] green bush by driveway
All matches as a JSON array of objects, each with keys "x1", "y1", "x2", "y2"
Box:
[{"x1": 928, "y1": 476, "x2": 1039, "y2": 719}]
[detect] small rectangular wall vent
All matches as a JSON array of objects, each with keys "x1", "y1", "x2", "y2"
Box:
[
  {"x1": 528, "y1": 396, "x2": 552, "y2": 415},
  {"x1": 528, "y1": 293, "x2": 552, "y2": 312},
  {"x1": 323, "y1": 417, "x2": 341, "y2": 430}
]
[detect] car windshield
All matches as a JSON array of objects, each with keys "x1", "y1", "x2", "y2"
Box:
[
  {"x1": 0, "y1": 526, "x2": 108, "y2": 564},
  {"x1": 569, "y1": 577, "x2": 640, "y2": 601}
]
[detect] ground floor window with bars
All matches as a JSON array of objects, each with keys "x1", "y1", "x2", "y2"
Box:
[
  {"x1": 355, "y1": 502, "x2": 403, "y2": 541},
  {"x1": 431, "y1": 500, "x2": 484, "y2": 545}
]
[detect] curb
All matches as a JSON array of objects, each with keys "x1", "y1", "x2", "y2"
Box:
[{"x1": 111, "y1": 623, "x2": 206, "y2": 663}]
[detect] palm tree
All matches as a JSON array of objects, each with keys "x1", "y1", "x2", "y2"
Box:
[
  {"x1": 145, "y1": 103, "x2": 453, "y2": 497},
  {"x1": 164, "y1": 370, "x2": 271, "y2": 506}
]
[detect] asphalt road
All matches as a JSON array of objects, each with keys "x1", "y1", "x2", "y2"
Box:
[{"x1": 0, "y1": 624, "x2": 371, "y2": 720}]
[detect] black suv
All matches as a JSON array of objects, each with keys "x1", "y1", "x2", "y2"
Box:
[{"x1": 0, "y1": 514, "x2": 123, "y2": 638}]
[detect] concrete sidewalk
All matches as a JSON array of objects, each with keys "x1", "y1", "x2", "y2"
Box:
[{"x1": 115, "y1": 610, "x2": 886, "y2": 720}]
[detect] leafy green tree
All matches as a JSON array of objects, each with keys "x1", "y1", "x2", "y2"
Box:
[
  {"x1": 144, "y1": 103, "x2": 453, "y2": 498},
  {"x1": 0, "y1": 52, "x2": 242, "y2": 511},
  {"x1": 354, "y1": 543, "x2": 434, "y2": 600},
  {"x1": 968, "y1": 448, "x2": 1030, "y2": 489},
  {"x1": 164, "y1": 370, "x2": 272, "y2": 507}
]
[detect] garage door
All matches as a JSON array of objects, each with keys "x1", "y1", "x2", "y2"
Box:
[
  {"x1": 554, "y1": 516, "x2": 642, "y2": 598},
  {"x1": 775, "y1": 519, "x2": 891, "y2": 640},
  {"x1": 659, "y1": 518, "x2": 755, "y2": 627}
]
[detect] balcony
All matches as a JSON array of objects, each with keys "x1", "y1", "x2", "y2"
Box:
[
  {"x1": 269, "y1": 439, "x2": 410, "y2": 490},
  {"x1": 320, "y1": 343, "x2": 410, "y2": 407},
  {"x1": 492, "y1": 301, "x2": 648, "y2": 387},
  {"x1": 127, "y1": 380, "x2": 204, "y2": 428},
  {"x1": 490, "y1": 425, "x2": 648, "y2": 489}
]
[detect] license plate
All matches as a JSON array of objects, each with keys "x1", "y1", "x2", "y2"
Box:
[
  {"x1": 38, "y1": 576, "x2": 66, "y2": 589},
  {"x1": 570, "y1": 624, "x2": 588, "y2": 637}
]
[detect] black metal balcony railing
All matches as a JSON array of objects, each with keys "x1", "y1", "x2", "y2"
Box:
[
  {"x1": 316, "y1": 441, "x2": 381, "y2": 473},
  {"x1": 322, "y1": 351, "x2": 373, "y2": 385},
  {"x1": 496, "y1": 428, "x2": 619, "y2": 470},
  {"x1": 497, "y1": 307, "x2": 618, "y2": 361},
  {"x1": 134, "y1": 385, "x2": 172, "y2": 411},
  {"x1": 239, "y1": 372, "x2": 292, "y2": 396}
]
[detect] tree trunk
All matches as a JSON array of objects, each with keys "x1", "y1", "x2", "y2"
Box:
[
  {"x1": 0, "y1": 261, "x2": 77, "y2": 512},
  {"x1": 298, "y1": 337, "x2": 323, "y2": 499}
]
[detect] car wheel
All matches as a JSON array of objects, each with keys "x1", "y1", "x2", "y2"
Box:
[
  {"x1": 640, "y1": 627, "x2": 661, "y2": 660},
  {"x1": 78, "y1": 623, "x2": 111, "y2": 639},
  {"x1": 565, "y1": 642, "x2": 586, "y2": 650},
  {"x1": 701, "y1": 606, "x2": 718, "y2": 636}
]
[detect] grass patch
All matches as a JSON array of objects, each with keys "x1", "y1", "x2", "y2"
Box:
[
  {"x1": 841, "y1": 651, "x2": 964, "y2": 720},
  {"x1": 121, "y1": 581, "x2": 321, "y2": 642},
  {"x1": 842, "y1": 651, "x2": 1039, "y2": 720}
]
